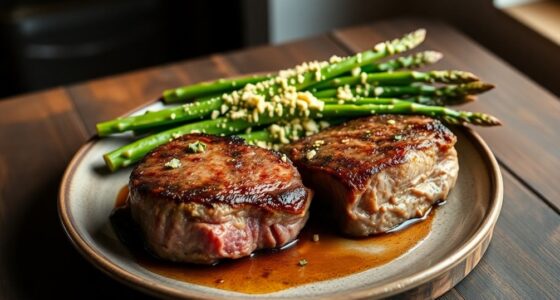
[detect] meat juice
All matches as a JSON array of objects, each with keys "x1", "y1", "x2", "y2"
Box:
[{"x1": 111, "y1": 186, "x2": 434, "y2": 294}]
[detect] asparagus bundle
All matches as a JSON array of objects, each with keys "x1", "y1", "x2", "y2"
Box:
[
  {"x1": 97, "y1": 30, "x2": 429, "y2": 137},
  {"x1": 97, "y1": 29, "x2": 501, "y2": 171},
  {"x1": 161, "y1": 50, "x2": 443, "y2": 104}
]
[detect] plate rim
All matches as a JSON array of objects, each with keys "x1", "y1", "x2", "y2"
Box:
[{"x1": 58, "y1": 105, "x2": 503, "y2": 299}]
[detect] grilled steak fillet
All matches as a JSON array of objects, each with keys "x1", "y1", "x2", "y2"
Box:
[
  {"x1": 283, "y1": 115, "x2": 458, "y2": 236},
  {"x1": 129, "y1": 134, "x2": 312, "y2": 264}
]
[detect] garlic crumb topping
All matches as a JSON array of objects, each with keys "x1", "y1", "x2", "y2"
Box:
[
  {"x1": 313, "y1": 140, "x2": 325, "y2": 147},
  {"x1": 360, "y1": 72, "x2": 368, "y2": 85},
  {"x1": 164, "y1": 158, "x2": 182, "y2": 169},
  {"x1": 188, "y1": 140, "x2": 207, "y2": 153},
  {"x1": 210, "y1": 110, "x2": 220, "y2": 120},
  {"x1": 351, "y1": 67, "x2": 361, "y2": 77},
  {"x1": 306, "y1": 149, "x2": 317, "y2": 160},
  {"x1": 337, "y1": 85, "x2": 354, "y2": 100}
]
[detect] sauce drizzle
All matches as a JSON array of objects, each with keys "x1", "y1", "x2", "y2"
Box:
[{"x1": 112, "y1": 186, "x2": 434, "y2": 294}]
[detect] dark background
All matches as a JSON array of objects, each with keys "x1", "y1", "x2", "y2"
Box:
[{"x1": 0, "y1": 0, "x2": 558, "y2": 98}]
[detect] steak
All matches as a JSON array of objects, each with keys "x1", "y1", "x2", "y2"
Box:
[
  {"x1": 283, "y1": 115, "x2": 459, "y2": 236},
  {"x1": 129, "y1": 134, "x2": 312, "y2": 264}
]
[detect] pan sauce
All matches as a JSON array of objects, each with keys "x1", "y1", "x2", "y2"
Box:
[{"x1": 112, "y1": 186, "x2": 434, "y2": 294}]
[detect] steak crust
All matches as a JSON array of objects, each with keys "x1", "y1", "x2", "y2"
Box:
[
  {"x1": 283, "y1": 115, "x2": 459, "y2": 236},
  {"x1": 129, "y1": 134, "x2": 312, "y2": 264}
]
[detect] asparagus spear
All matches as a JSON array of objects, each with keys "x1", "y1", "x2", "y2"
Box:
[
  {"x1": 132, "y1": 123, "x2": 184, "y2": 136},
  {"x1": 96, "y1": 97, "x2": 223, "y2": 136},
  {"x1": 319, "y1": 102, "x2": 500, "y2": 126},
  {"x1": 162, "y1": 74, "x2": 273, "y2": 104},
  {"x1": 361, "y1": 51, "x2": 443, "y2": 73},
  {"x1": 311, "y1": 70, "x2": 479, "y2": 91},
  {"x1": 320, "y1": 96, "x2": 475, "y2": 106},
  {"x1": 103, "y1": 100, "x2": 500, "y2": 171},
  {"x1": 239, "y1": 130, "x2": 275, "y2": 144},
  {"x1": 406, "y1": 95, "x2": 476, "y2": 106},
  {"x1": 103, "y1": 114, "x2": 282, "y2": 171},
  {"x1": 292, "y1": 29, "x2": 427, "y2": 91},
  {"x1": 313, "y1": 82, "x2": 494, "y2": 101}
]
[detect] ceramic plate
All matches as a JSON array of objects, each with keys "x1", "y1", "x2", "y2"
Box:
[{"x1": 58, "y1": 101, "x2": 503, "y2": 299}]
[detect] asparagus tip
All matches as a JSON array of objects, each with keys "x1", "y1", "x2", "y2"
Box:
[
  {"x1": 415, "y1": 28, "x2": 427, "y2": 41},
  {"x1": 484, "y1": 114, "x2": 502, "y2": 126},
  {"x1": 464, "y1": 95, "x2": 477, "y2": 103},
  {"x1": 376, "y1": 28, "x2": 427, "y2": 53},
  {"x1": 473, "y1": 112, "x2": 502, "y2": 126},
  {"x1": 423, "y1": 51, "x2": 443, "y2": 64},
  {"x1": 463, "y1": 71, "x2": 479, "y2": 82},
  {"x1": 466, "y1": 81, "x2": 495, "y2": 93},
  {"x1": 480, "y1": 82, "x2": 496, "y2": 92}
]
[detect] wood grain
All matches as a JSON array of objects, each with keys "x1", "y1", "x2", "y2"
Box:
[
  {"x1": 331, "y1": 18, "x2": 560, "y2": 210},
  {"x1": 66, "y1": 57, "x2": 232, "y2": 136},
  {"x1": 449, "y1": 169, "x2": 560, "y2": 299},
  {"x1": 223, "y1": 35, "x2": 348, "y2": 74},
  {"x1": 0, "y1": 89, "x2": 149, "y2": 299},
  {"x1": 504, "y1": 0, "x2": 560, "y2": 45},
  {"x1": 438, "y1": 288, "x2": 464, "y2": 300}
]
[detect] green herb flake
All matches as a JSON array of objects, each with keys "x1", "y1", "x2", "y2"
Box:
[
  {"x1": 164, "y1": 158, "x2": 182, "y2": 169},
  {"x1": 188, "y1": 140, "x2": 207, "y2": 153},
  {"x1": 298, "y1": 259, "x2": 308, "y2": 267},
  {"x1": 394, "y1": 134, "x2": 403, "y2": 141}
]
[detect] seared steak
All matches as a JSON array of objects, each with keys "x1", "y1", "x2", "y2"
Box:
[
  {"x1": 129, "y1": 134, "x2": 312, "y2": 264},
  {"x1": 283, "y1": 115, "x2": 458, "y2": 236}
]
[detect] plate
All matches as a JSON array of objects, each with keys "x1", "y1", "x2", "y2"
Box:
[{"x1": 58, "y1": 101, "x2": 503, "y2": 299}]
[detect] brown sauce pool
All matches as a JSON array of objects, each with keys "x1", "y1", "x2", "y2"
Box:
[{"x1": 112, "y1": 186, "x2": 435, "y2": 294}]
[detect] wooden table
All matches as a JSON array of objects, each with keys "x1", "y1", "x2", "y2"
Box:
[{"x1": 1, "y1": 19, "x2": 558, "y2": 299}]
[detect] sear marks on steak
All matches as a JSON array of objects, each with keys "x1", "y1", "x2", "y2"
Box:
[
  {"x1": 283, "y1": 115, "x2": 459, "y2": 237},
  {"x1": 129, "y1": 134, "x2": 312, "y2": 264}
]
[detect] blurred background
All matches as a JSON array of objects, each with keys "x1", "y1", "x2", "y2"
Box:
[{"x1": 0, "y1": 0, "x2": 558, "y2": 99}]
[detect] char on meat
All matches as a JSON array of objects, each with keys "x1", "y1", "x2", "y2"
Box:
[
  {"x1": 129, "y1": 134, "x2": 312, "y2": 264},
  {"x1": 283, "y1": 115, "x2": 459, "y2": 236}
]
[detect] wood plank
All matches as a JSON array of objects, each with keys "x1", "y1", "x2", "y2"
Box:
[
  {"x1": 504, "y1": 0, "x2": 560, "y2": 46},
  {"x1": 331, "y1": 18, "x2": 560, "y2": 209},
  {"x1": 0, "y1": 89, "x2": 149, "y2": 299},
  {"x1": 223, "y1": 35, "x2": 348, "y2": 74},
  {"x1": 448, "y1": 168, "x2": 560, "y2": 299},
  {"x1": 65, "y1": 57, "x2": 233, "y2": 136}
]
